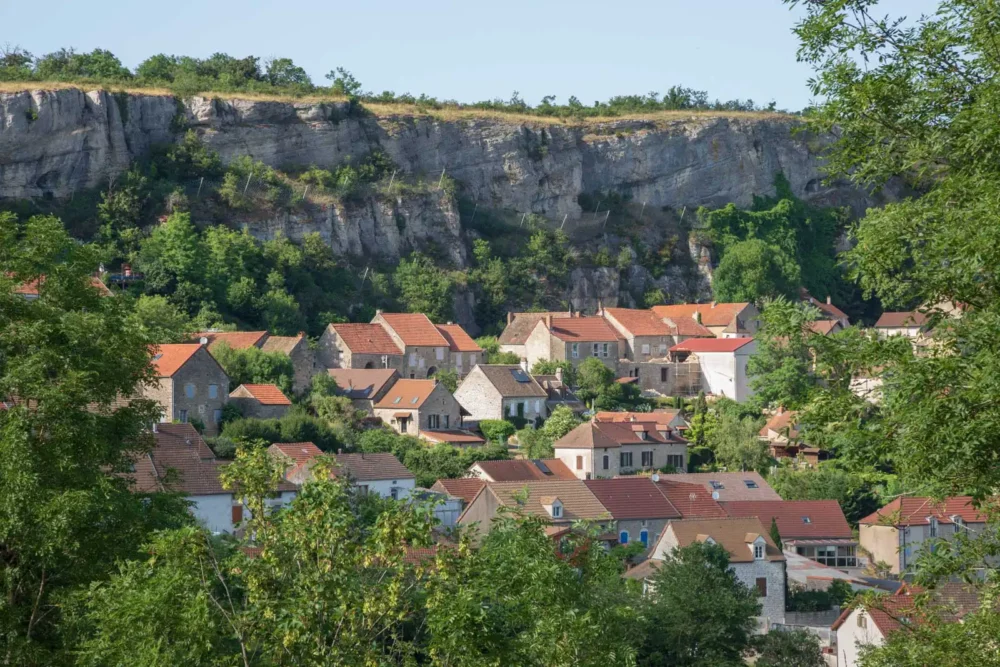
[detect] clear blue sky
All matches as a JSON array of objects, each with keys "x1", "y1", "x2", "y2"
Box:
[{"x1": 2, "y1": 0, "x2": 939, "y2": 110}]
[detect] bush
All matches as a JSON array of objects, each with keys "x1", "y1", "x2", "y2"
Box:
[
  {"x1": 211, "y1": 342, "x2": 295, "y2": 395},
  {"x1": 219, "y1": 156, "x2": 291, "y2": 210},
  {"x1": 479, "y1": 420, "x2": 515, "y2": 446}
]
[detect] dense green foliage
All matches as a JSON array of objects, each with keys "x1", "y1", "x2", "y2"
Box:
[
  {"x1": 711, "y1": 238, "x2": 801, "y2": 304},
  {"x1": 356, "y1": 427, "x2": 509, "y2": 487},
  {"x1": 211, "y1": 342, "x2": 295, "y2": 395}
]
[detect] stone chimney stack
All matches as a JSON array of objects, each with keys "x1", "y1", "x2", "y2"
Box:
[
  {"x1": 555, "y1": 366, "x2": 563, "y2": 383},
  {"x1": 519, "y1": 357, "x2": 529, "y2": 373},
  {"x1": 507, "y1": 311, "x2": 514, "y2": 325},
  {"x1": 545, "y1": 314, "x2": 553, "y2": 329},
  {"x1": 826, "y1": 295, "x2": 832, "y2": 305}
]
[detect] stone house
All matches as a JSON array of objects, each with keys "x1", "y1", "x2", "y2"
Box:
[
  {"x1": 873, "y1": 311, "x2": 929, "y2": 339},
  {"x1": 669, "y1": 337, "x2": 757, "y2": 402},
  {"x1": 260, "y1": 333, "x2": 318, "y2": 396},
  {"x1": 646, "y1": 517, "x2": 786, "y2": 627},
  {"x1": 327, "y1": 368, "x2": 400, "y2": 412},
  {"x1": 269, "y1": 441, "x2": 416, "y2": 500},
  {"x1": 372, "y1": 312, "x2": 459, "y2": 379},
  {"x1": 435, "y1": 323, "x2": 483, "y2": 377},
  {"x1": 317, "y1": 322, "x2": 404, "y2": 370},
  {"x1": 228, "y1": 383, "x2": 292, "y2": 419},
  {"x1": 143, "y1": 344, "x2": 230, "y2": 436},
  {"x1": 132, "y1": 423, "x2": 296, "y2": 534},
  {"x1": 652, "y1": 302, "x2": 760, "y2": 338},
  {"x1": 800, "y1": 289, "x2": 851, "y2": 328},
  {"x1": 722, "y1": 499, "x2": 858, "y2": 569},
  {"x1": 523, "y1": 315, "x2": 623, "y2": 371},
  {"x1": 372, "y1": 379, "x2": 464, "y2": 438},
  {"x1": 497, "y1": 310, "x2": 573, "y2": 359},
  {"x1": 584, "y1": 477, "x2": 681, "y2": 555},
  {"x1": 453, "y1": 363, "x2": 548, "y2": 424},
  {"x1": 858, "y1": 496, "x2": 986, "y2": 574},
  {"x1": 552, "y1": 419, "x2": 689, "y2": 480},
  {"x1": 602, "y1": 307, "x2": 712, "y2": 363},
  {"x1": 663, "y1": 472, "x2": 781, "y2": 502}
]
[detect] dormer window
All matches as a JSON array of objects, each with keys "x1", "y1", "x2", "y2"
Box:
[
  {"x1": 637, "y1": 430, "x2": 648, "y2": 440},
  {"x1": 953, "y1": 515, "x2": 965, "y2": 530},
  {"x1": 541, "y1": 496, "x2": 563, "y2": 519},
  {"x1": 709, "y1": 481, "x2": 724, "y2": 490},
  {"x1": 754, "y1": 543, "x2": 765, "y2": 559}
]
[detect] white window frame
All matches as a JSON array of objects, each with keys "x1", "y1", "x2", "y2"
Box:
[
  {"x1": 592, "y1": 343, "x2": 600, "y2": 357},
  {"x1": 602, "y1": 343, "x2": 609, "y2": 358},
  {"x1": 571, "y1": 343, "x2": 579, "y2": 358},
  {"x1": 753, "y1": 543, "x2": 765, "y2": 560},
  {"x1": 641, "y1": 451, "x2": 653, "y2": 467},
  {"x1": 428, "y1": 414, "x2": 440, "y2": 429}
]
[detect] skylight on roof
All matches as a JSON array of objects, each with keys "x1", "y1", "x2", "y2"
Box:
[
  {"x1": 743, "y1": 480, "x2": 758, "y2": 489},
  {"x1": 510, "y1": 369, "x2": 530, "y2": 383},
  {"x1": 709, "y1": 481, "x2": 724, "y2": 490},
  {"x1": 152, "y1": 353, "x2": 163, "y2": 361},
  {"x1": 802, "y1": 516, "x2": 812, "y2": 524},
  {"x1": 393, "y1": 397, "x2": 401, "y2": 404},
  {"x1": 411, "y1": 397, "x2": 419, "y2": 404}
]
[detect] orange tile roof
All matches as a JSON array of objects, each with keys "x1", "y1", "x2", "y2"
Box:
[
  {"x1": 670, "y1": 338, "x2": 755, "y2": 353},
  {"x1": 653, "y1": 479, "x2": 729, "y2": 518},
  {"x1": 150, "y1": 344, "x2": 203, "y2": 377},
  {"x1": 435, "y1": 324, "x2": 482, "y2": 352},
  {"x1": 193, "y1": 331, "x2": 267, "y2": 351},
  {"x1": 666, "y1": 517, "x2": 784, "y2": 563},
  {"x1": 331, "y1": 323, "x2": 402, "y2": 355},
  {"x1": 374, "y1": 379, "x2": 438, "y2": 409},
  {"x1": 722, "y1": 500, "x2": 853, "y2": 540},
  {"x1": 327, "y1": 368, "x2": 399, "y2": 399},
  {"x1": 584, "y1": 477, "x2": 681, "y2": 520},
  {"x1": 800, "y1": 290, "x2": 849, "y2": 322},
  {"x1": 759, "y1": 409, "x2": 799, "y2": 438},
  {"x1": 808, "y1": 320, "x2": 841, "y2": 335},
  {"x1": 378, "y1": 313, "x2": 449, "y2": 347},
  {"x1": 652, "y1": 302, "x2": 750, "y2": 328},
  {"x1": 548, "y1": 317, "x2": 621, "y2": 342},
  {"x1": 594, "y1": 410, "x2": 681, "y2": 425},
  {"x1": 234, "y1": 383, "x2": 291, "y2": 406},
  {"x1": 604, "y1": 308, "x2": 673, "y2": 336},
  {"x1": 661, "y1": 317, "x2": 716, "y2": 337},
  {"x1": 473, "y1": 458, "x2": 577, "y2": 481},
  {"x1": 665, "y1": 472, "x2": 781, "y2": 501},
  {"x1": 858, "y1": 496, "x2": 986, "y2": 526}
]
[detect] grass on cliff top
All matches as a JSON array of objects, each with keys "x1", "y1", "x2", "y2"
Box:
[{"x1": 0, "y1": 81, "x2": 792, "y2": 125}]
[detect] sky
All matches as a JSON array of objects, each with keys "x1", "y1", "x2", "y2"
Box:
[{"x1": 2, "y1": 0, "x2": 940, "y2": 111}]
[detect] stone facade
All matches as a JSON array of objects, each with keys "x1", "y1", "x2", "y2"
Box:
[
  {"x1": 614, "y1": 518, "x2": 670, "y2": 556},
  {"x1": 555, "y1": 442, "x2": 688, "y2": 480},
  {"x1": 453, "y1": 365, "x2": 548, "y2": 424},
  {"x1": 260, "y1": 334, "x2": 318, "y2": 396},
  {"x1": 618, "y1": 360, "x2": 703, "y2": 396},
  {"x1": 372, "y1": 382, "x2": 463, "y2": 437},
  {"x1": 227, "y1": 387, "x2": 290, "y2": 420},
  {"x1": 142, "y1": 346, "x2": 229, "y2": 436},
  {"x1": 523, "y1": 320, "x2": 621, "y2": 372}
]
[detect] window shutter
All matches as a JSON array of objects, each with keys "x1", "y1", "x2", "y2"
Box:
[
  {"x1": 755, "y1": 577, "x2": 767, "y2": 597},
  {"x1": 232, "y1": 504, "x2": 243, "y2": 524}
]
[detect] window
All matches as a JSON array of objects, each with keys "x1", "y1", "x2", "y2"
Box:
[
  {"x1": 208, "y1": 384, "x2": 218, "y2": 399},
  {"x1": 619, "y1": 531, "x2": 629, "y2": 544},
  {"x1": 213, "y1": 409, "x2": 222, "y2": 424},
  {"x1": 509, "y1": 402, "x2": 516, "y2": 416},
  {"x1": 755, "y1": 577, "x2": 767, "y2": 597},
  {"x1": 857, "y1": 613, "x2": 867, "y2": 629},
  {"x1": 802, "y1": 516, "x2": 812, "y2": 524},
  {"x1": 753, "y1": 543, "x2": 765, "y2": 560},
  {"x1": 641, "y1": 343, "x2": 650, "y2": 354},
  {"x1": 640, "y1": 529, "x2": 649, "y2": 545},
  {"x1": 929, "y1": 517, "x2": 938, "y2": 537},
  {"x1": 666, "y1": 454, "x2": 684, "y2": 470},
  {"x1": 184, "y1": 383, "x2": 195, "y2": 398},
  {"x1": 637, "y1": 430, "x2": 648, "y2": 440},
  {"x1": 641, "y1": 451, "x2": 653, "y2": 467},
  {"x1": 709, "y1": 480, "x2": 724, "y2": 490},
  {"x1": 436, "y1": 347, "x2": 445, "y2": 360},
  {"x1": 634, "y1": 367, "x2": 640, "y2": 379},
  {"x1": 391, "y1": 487, "x2": 400, "y2": 500},
  {"x1": 409, "y1": 353, "x2": 417, "y2": 367},
  {"x1": 357, "y1": 485, "x2": 369, "y2": 496},
  {"x1": 602, "y1": 455, "x2": 610, "y2": 470},
  {"x1": 179, "y1": 409, "x2": 188, "y2": 423},
  {"x1": 552, "y1": 504, "x2": 563, "y2": 518},
  {"x1": 572, "y1": 343, "x2": 579, "y2": 358},
  {"x1": 428, "y1": 414, "x2": 440, "y2": 429},
  {"x1": 410, "y1": 373, "x2": 415, "y2": 379},
  {"x1": 602, "y1": 343, "x2": 609, "y2": 358},
  {"x1": 954, "y1": 516, "x2": 966, "y2": 530},
  {"x1": 592, "y1": 343, "x2": 600, "y2": 357},
  {"x1": 659, "y1": 343, "x2": 667, "y2": 354},
  {"x1": 743, "y1": 479, "x2": 758, "y2": 489},
  {"x1": 443, "y1": 415, "x2": 450, "y2": 428},
  {"x1": 576, "y1": 455, "x2": 583, "y2": 470},
  {"x1": 660, "y1": 367, "x2": 668, "y2": 382},
  {"x1": 231, "y1": 504, "x2": 243, "y2": 524},
  {"x1": 517, "y1": 402, "x2": 525, "y2": 418},
  {"x1": 534, "y1": 400, "x2": 541, "y2": 413},
  {"x1": 620, "y1": 452, "x2": 633, "y2": 468}
]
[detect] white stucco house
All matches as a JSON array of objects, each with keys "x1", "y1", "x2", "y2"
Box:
[
  {"x1": 669, "y1": 338, "x2": 757, "y2": 402},
  {"x1": 269, "y1": 442, "x2": 416, "y2": 500}
]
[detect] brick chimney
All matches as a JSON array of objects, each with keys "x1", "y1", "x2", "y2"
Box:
[
  {"x1": 545, "y1": 314, "x2": 553, "y2": 329},
  {"x1": 519, "y1": 357, "x2": 529, "y2": 373},
  {"x1": 507, "y1": 311, "x2": 514, "y2": 325}
]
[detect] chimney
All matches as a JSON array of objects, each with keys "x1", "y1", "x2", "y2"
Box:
[
  {"x1": 555, "y1": 366, "x2": 563, "y2": 382},
  {"x1": 569, "y1": 303, "x2": 575, "y2": 317},
  {"x1": 598, "y1": 298, "x2": 604, "y2": 314},
  {"x1": 507, "y1": 311, "x2": 514, "y2": 325},
  {"x1": 692, "y1": 311, "x2": 701, "y2": 324},
  {"x1": 826, "y1": 295, "x2": 832, "y2": 305},
  {"x1": 338, "y1": 448, "x2": 343, "y2": 455},
  {"x1": 545, "y1": 314, "x2": 553, "y2": 329},
  {"x1": 519, "y1": 357, "x2": 529, "y2": 373},
  {"x1": 375, "y1": 309, "x2": 383, "y2": 316},
  {"x1": 446, "y1": 321, "x2": 453, "y2": 325},
  {"x1": 711, "y1": 301, "x2": 717, "y2": 308}
]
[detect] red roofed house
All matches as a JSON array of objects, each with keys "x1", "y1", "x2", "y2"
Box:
[
  {"x1": 651, "y1": 302, "x2": 760, "y2": 338},
  {"x1": 652, "y1": 478, "x2": 729, "y2": 519},
  {"x1": 669, "y1": 337, "x2": 757, "y2": 402},
  {"x1": 434, "y1": 323, "x2": 483, "y2": 377},
  {"x1": 327, "y1": 368, "x2": 400, "y2": 412},
  {"x1": 552, "y1": 419, "x2": 688, "y2": 480},
  {"x1": 193, "y1": 330, "x2": 268, "y2": 352},
  {"x1": 800, "y1": 289, "x2": 850, "y2": 328},
  {"x1": 758, "y1": 407, "x2": 822, "y2": 464},
  {"x1": 584, "y1": 477, "x2": 681, "y2": 553},
  {"x1": 372, "y1": 378, "x2": 465, "y2": 439},
  {"x1": 859, "y1": 496, "x2": 987, "y2": 574},
  {"x1": 468, "y1": 458, "x2": 577, "y2": 482},
  {"x1": 142, "y1": 344, "x2": 230, "y2": 435},
  {"x1": 228, "y1": 383, "x2": 292, "y2": 419},
  {"x1": 722, "y1": 499, "x2": 858, "y2": 569},
  {"x1": 269, "y1": 442, "x2": 416, "y2": 500},
  {"x1": 874, "y1": 311, "x2": 929, "y2": 339},
  {"x1": 193, "y1": 331, "x2": 318, "y2": 397},
  {"x1": 318, "y1": 322, "x2": 404, "y2": 370},
  {"x1": 523, "y1": 315, "x2": 623, "y2": 372},
  {"x1": 497, "y1": 310, "x2": 574, "y2": 359}
]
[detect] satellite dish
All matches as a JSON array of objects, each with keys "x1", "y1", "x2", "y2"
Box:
[
  {"x1": 711, "y1": 491, "x2": 720, "y2": 500},
  {"x1": 651, "y1": 473, "x2": 660, "y2": 483}
]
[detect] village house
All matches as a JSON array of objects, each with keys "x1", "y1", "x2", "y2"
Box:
[
  {"x1": 652, "y1": 477, "x2": 730, "y2": 519},
  {"x1": 584, "y1": 477, "x2": 681, "y2": 554},
  {"x1": 434, "y1": 323, "x2": 483, "y2": 377},
  {"x1": 722, "y1": 499, "x2": 858, "y2": 569},
  {"x1": 523, "y1": 315, "x2": 623, "y2": 372},
  {"x1": 758, "y1": 408, "x2": 823, "y2": 464},
  {"x1": 602, "y1": 307, "x2": 684, "y2": 362},
  {"x1": 228, "y1": 383, "x2": 292, "y2": 419},
  {"x1": 431, "y1": 478, "x2": 486, "y2": 507},
  {"x1": 142, "y1": 344, "x2": 230, "y2": 436},
  {"x1": 269, "y1": 441, "x2": 416, "y2": 500},
  {"x1": 552, "y1": 419, "x2": 688, "y2": 480},
  {"x1": 457, "y1": 479, "x2": 611, "y2": 542},
  {"x1": 132, "y1": 423, "x2": 296, "y2": 534},
  {"x1": 533, "y1": 368, "x2": 586, "y2": 414},
  {"x1": 372, "y1": 379, "x2": 464, "y2": 438},
  {"x1": 454, "y1": 363, "x2": 548, "y2": 424},
  {"x1": 641, "y1": 517, "x2": 787, "y2": 627},
  {"x1": 663, "y1": 472, "x2": 781, "y2": 502},
  {"x1": 800, "y1": 289, "x2": 851, "y2": 328},
  {"x1": 651, "y1": 302, "x2": 760, "y2": 338},
  {"x1": 873, "y1": 311, "x2": 929, "y2": 339},
  {"x1": 858, "y1": 496, "x2": 986, "y2": 574},
  {"x1": 468, "y1": 458, "x2": 577, "y2": 482},
  {"x1": 317, "y1": 322, "x2": 404, "y2": 370},
  {"x1": 669, "y1": 337, "x2": 757, "y2": 402},
  {"x1": 372, "y1": 312, "x2": 460, "y2": 379},
  {"x1": 327, "y1": 368, "x2": 400, "y2": 412},
  {"x1": 194, "y1": 330, "x2": 318, "y2": 396},
  {"x1": 497, "y1": 310, "x2": 574, "y2": 359},
  {"x1": 594, "y1": 409, "x2": 689, "y2": 431}
]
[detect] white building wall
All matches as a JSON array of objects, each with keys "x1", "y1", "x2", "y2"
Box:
[
  {"x1": 191, "y1": 493, "x2": 235, "y2": 534},
  {"x1": 836, "y1": 609, "x2": 886, "y2": 667},
  {"x1": 696, "y1": 341, "x2": 756, "y2": 402},
  {"x1": 358, "y1": 478, "x2": 416, "y2": 500}
]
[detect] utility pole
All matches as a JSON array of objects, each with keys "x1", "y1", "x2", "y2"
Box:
[
  {"x1": 437, "y1": 168, "x2": 446, "y2": 188},
  {"x1": 559, "y1": 214, "x2": 568, "y2": 230},
  {"x1": 243, "y1": 171, "x2": 253, "y2": 196}
]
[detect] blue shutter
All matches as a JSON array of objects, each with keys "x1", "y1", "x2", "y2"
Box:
[
  {"x1": 640, "y1": 530, "x2": 649, "y2": 545},
  {"x1": 619, "y1": 531, "x2": 629, "y2": 544}
]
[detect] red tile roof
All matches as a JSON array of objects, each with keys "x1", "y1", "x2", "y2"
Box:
[
  {"x1": 150, "y1": 344, "x2": 203, "y2": 377},
  {"x1": 652, "y1": 303, "x2": 751, "y2": 328},
  {"x1": 874, "y1": 311, "x2": 929, "y2": 328},
  {"x1": 584, "y1": 477, "x2": 681, "y2": 519},
  {"x1": 722, "y1": 500, "x2": 853, "y2": 540},
  {"x1": 808, "y1": 320, "x2": 841, "y2": 335},
  {"x1": 604, "y1": 308, "x2": 673, "y2": 337},
  {"x1": 670, "y1": 337, "x2": 755, "y2": 353},
  {"x1": 653, "y1": 479, "x2": 729, "y2": 518},
  {"x1": 595, "y1": 410, "x2": 681, "y2": 426},
  {"x1": 420, "y1": 429, "x2": 486, "y2": 446},
  {"x1": 270, "y1": 442, "x2": 325, "y2": 481},
  {"x1": 270, "y1": 442, "x2": 413, "y2": 482},
  {"x1": 473, "y1": 458, "x2": 577, "y2": 481},
  {"x1": 661, "y1": 317, "x2": 716, "y2": 337},
  {"x1": 759, "y1": 409, "x2": 799, "y2": 438},
  {"x1": 547, "y1": 317, "x2": 621, "y2": 342},
  {"x1": 374, "y1": 379, "x2": 439, "y2": 409},
  {"x1": 432, "y1": 478, "x2": 486, "y2": 504},
  {"x1": 193, "y1": 331, "x2": 267, "y2": 351},
  {"x1": 331, "y1": 323, "x2": 402, "y2": 355},
  {"x1": 858, "y1": 496, "x2": 986, "y2": 526},
  {"x1": 665, "y1": 472, "x2": 780, "y2": 501},
  {"x1": 378, "y1": 313, "x2": 449, "y2": 347},
  {"x1": 554, "y1": 421, "x2": 687, "y2": 449},
  {"x1": 233, "y1": 383, "x2": 291, "y2": 406},
  {"x1": 435, "y1": 324, "x2": 482, "y2": 352},
  {"x1": 801, "y1": 290, "x2": 849, "y2": 322},
  {"x1": 327, "y1": 368, "x2": 399, "y2": 399}
]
